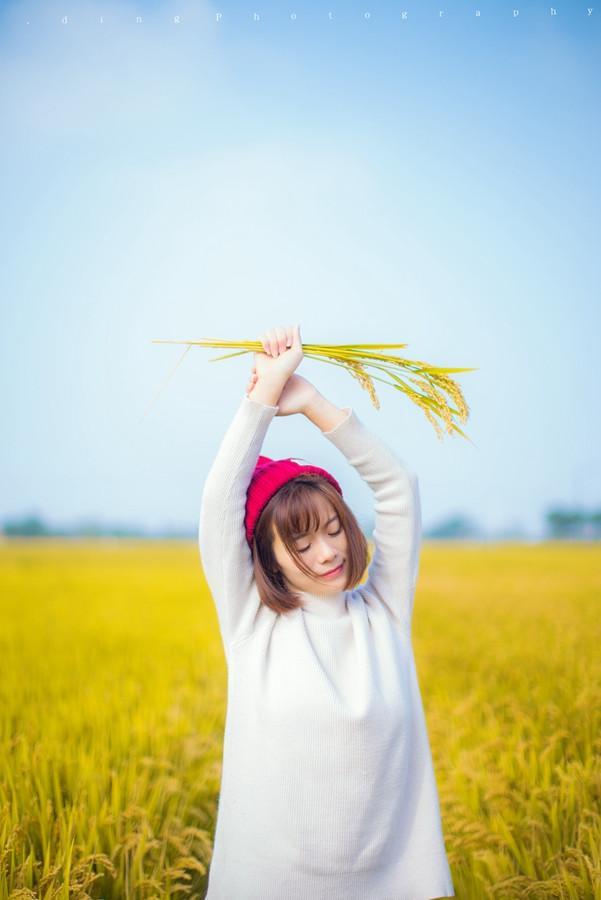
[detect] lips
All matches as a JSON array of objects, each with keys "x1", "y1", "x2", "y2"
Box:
[{"x1": 321, "y1": 561, "x2": 344, "y2": 578}]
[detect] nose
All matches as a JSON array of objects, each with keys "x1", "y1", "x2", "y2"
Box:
[{"x1": 316, "y1": 537, "x2": 338, "y2": 564}]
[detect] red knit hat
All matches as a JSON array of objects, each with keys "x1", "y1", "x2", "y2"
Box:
[{"x1": 245, "y1": 455, "x2": 343, "y2": 548}]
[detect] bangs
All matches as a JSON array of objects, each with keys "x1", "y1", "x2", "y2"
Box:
[{"x1": 273, "y1": 482, "x2": 328, "y2": 543}]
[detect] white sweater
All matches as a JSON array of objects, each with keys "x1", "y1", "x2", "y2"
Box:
[{"x1": 198, "y1": 395, "x2": 455, "y2": 900}]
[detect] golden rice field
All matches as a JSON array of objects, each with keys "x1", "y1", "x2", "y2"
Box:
[{"x1": 0, "y1": 539, "x2": 600, "y2": 899}]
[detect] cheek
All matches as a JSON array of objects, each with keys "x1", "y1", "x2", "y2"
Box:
[
  {"x1": 285, "y1": 550, "x2": 307, "y2": 573},
  {"x1": 296, "y1": 552, "x2": 312, "y2": 570}
]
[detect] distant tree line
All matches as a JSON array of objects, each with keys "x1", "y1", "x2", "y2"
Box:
[
  {"x1": 544, "y1": 507, "x2": 601, "y2": 539},
  {"x1": 427, "y1": 509, "x2": 601, "y2": 540},
  {"x1": 2, "y1": 506, "x2": 600, "y2": 541},
  {"x1": 0, "y1": 514, "x2": 194, "y2": 539}
]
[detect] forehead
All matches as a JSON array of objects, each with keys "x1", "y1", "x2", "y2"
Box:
[
  {"x1": 272, "y1": 493, "x2": 339, "y2": 545},
  {"x1": 304, "y1": 492, "x2": 336, "y2": 519}
]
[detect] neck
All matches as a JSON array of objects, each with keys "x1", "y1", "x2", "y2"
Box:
[{"x1": 295, "y1": 587, "x2": 347, "y2": 619}]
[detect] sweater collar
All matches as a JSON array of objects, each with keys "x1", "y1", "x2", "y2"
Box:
[{"x1": 296, "y1": 589, "x2": 348, "y2": 620}]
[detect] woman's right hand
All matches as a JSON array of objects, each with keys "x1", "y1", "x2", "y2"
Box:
[{"x1": 251, "y1": 324, "x2": 304, "y2": 385}]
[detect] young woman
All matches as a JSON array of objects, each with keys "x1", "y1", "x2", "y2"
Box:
[{"x1": 198, "y1": 324, "x2": 455, "y2": 900}]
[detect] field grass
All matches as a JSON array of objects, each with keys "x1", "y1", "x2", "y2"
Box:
[{"x1": 0, "y1": 539, "x2": 600, "y2": 899}]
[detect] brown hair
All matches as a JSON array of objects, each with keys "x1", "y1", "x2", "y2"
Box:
[{"x1": 251, "y1": 473, "x2": 369, "y2": 615}]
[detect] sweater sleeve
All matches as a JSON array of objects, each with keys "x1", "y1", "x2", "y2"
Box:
[
  {"x1": 321, "y1": 407, "x2": 422, "y2": 634},
  {"x1": 198, "y1": 394, "x2": 279, "y2": 649}
]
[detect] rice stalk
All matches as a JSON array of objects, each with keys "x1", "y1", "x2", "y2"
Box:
[{"x1": 150, "y1": 338, "x2": 476, "y2": 441}]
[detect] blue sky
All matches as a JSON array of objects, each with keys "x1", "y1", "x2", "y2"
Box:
[{"x1": 1, "y1": 0, "x2": 599, "y2": 538}]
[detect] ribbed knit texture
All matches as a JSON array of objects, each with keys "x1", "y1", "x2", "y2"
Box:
[{"x1": 198, "y1": 395, "x2": 455, "y2": 900}]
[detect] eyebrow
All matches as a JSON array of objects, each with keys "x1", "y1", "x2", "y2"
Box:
[{"x1": 292, "y1": 514, "x2": 339, "y2": 540}]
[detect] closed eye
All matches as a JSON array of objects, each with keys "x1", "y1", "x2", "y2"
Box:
[{"x1": 298, "y1": 526, "x2": 342, "y2": 553}]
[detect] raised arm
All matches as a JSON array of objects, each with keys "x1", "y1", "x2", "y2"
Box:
[
  {"x1": 304, "y1": 391, "x2": 421, "y2": 635},
  {"x1": 198, "y1": 395, "x2": 280, "y2": 649},
  {"x1": 198, "y1": 323, "x2": 304, "y2": 651}
]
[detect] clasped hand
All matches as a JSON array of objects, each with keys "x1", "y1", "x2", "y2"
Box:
[{"x1": 246, "y1": 323, "x2": 319, "y2": 416}]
